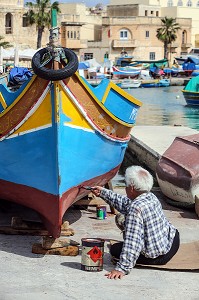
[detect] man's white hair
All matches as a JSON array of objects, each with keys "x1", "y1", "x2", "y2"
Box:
[{"x1": 125, "y1": 165, "x2": 153, "y2": 192}]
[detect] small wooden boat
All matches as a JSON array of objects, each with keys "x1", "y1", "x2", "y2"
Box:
[
  {"x1": 182, "y1": 76, "x2": 199, "y2": 106},
  {"x1": 156, "y1": 134, "x2": 199, "y2": 204},
  {"x1": 112, "y1": 66, "x2": 141, "y2": 79},
  {"x1": 0, "y1": 12, "x2": 142, "y2": 237},
  {"x1": 118, "y1": 79, "x2": 141, "y2": 89},
  {"x1": 141, "y1": 78, "x2": 170, "y2": 88}
]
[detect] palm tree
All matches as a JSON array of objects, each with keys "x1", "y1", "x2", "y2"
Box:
[
  {"x1": 25, "y1": 0, "x2": 60, "y2": 49},
  {"x1": 156, "y1": 17, "x2": 181, "y2": 60},
  {"x1": 0, "y1": 36, "x2": 12, "y2": 48}
]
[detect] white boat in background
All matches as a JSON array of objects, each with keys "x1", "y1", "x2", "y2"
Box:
[{"x1": 120, "y1": 79, "x2": 141, "y2": 89}]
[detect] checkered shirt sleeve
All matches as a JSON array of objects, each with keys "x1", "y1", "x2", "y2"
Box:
[{"x1": 100, "y1": 189, "x2": 176, "y2": 274}]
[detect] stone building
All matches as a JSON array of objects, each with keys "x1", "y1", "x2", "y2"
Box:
[
  {"x1": 0, "y1": 0, "x2": 198, "y2": 64},
  {"x1": 0, "y1": 0, "x2": 49, "y2": 49},
  {"x1": 100, "y1": 2, "x2": 192, "y2": 63},
  {"x1": 110, "y1": 0, "x2": 199, "y2": 48}
]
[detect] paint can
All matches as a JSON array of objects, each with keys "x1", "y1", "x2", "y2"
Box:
[
  {"x1": 96, "y1": 205, "x2": 107, "y2": 219},
  {"x1": 81, "y1": 238, "x2": 104, "y2": 272}
]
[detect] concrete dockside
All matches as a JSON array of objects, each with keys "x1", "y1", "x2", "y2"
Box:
[{"x1": 126, "y1": 125, "x2": 198, "y2": 175}]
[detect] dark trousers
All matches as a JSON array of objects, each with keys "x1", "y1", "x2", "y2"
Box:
[{"x1": 110, "y1": 229, "x2": 180, "y2": 265}]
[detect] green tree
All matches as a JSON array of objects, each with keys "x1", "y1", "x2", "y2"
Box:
[
  {"x1": 156, "y1": 17, "x2": 181, "y2": 60},
  {"x1": 0, "y1": 36, "x2": 12, "y2": 48},
  {"x1": 25, "y1": 0, "x2": 60, "y2": 49}
]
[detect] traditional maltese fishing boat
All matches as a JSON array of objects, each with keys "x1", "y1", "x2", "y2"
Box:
[{"x1": 0, "y1": 11, "x2": 142, "y2": 237}]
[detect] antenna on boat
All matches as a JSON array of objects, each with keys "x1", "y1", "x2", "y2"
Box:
[
  {"x1": 31, "y1": 8, "x2": 79, "y2": 81},
  {"x1": 47, "y1": 8, "x2": 67, "y2": 68}
]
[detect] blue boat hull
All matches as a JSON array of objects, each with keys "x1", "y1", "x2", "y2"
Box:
[
  {"x1": 182, "y1": 91, "x2": 199, "y2": 105},
  {"x1": 0, "y1": 72, "x2": 142, "y2": 237}
]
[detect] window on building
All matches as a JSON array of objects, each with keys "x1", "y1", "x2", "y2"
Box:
[
  {"x1": 177, "y1": 0, "x2": 183, "y2": 5},
  {"x1": 167, "y1": 0, "x2": 173, "y2": 6},
  {"x1": 156, "y1": 11, "x2": 159, "y2": 16},
  {"x1": 5, "y1": 13, "x2": 13, "y2": 34},
  {"x1": 77, "y1": 31, "x2": 80, "y2": 40},
  {"x1": 187, "y1": 0, "x2": 192, "y2": 6},
  {"x1": 67, "y1": 31, "x2": 70, "y2": 38},
  {"x1": 146, "y1": 31, "x2": 149, "y2": 38},
  {"x1": 71, "y1": 31, "x2": 73, "y2": 39},
  {"x1": 151, "y1": 11, "x2": 154, "y2": 15},
  {"x1": 120, "y1": 29, "x2": 128, "y2": 40},
  {"x1": 84, "y1": 53, "x2": 93, "y2": 60},
  {"x1": 182, "y1": 30, "x2": 187, "y2": 44},
  {"x1": 145, "y1": 10, "x2": 148, "y2": 16},
  {"x1": 149, "y1": 52, "x2": 155, "y2": 60},
  {"x1": 74, "y1": 31, "x2": 76, "y2": 39},
  {"x1": 197, "y1": 1, "x2": 199, "y2": 6},
  {"x1": 22, "y1": 14, "x2": 29, "y2": 27}
]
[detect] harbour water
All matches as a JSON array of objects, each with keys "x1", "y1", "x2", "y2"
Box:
[
  {"x1": 113, "y1": 85, "x2": 199, "y2": 186},
  {"x1": 126, "y1": 86, "x2": 199, "y2": 130}
]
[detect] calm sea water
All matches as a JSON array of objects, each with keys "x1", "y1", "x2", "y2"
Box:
[{"x1": 126, "y1": 86, "x2": 199, "y2": 130}]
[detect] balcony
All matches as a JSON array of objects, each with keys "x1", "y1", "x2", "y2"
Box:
[
  {"x1": 181, "y1": 43, "x2": 192, "y2": 48},
  {"x1": 61, "y1": 39, "x2": 87, "y2": 49},
  {"x1": 112, "y1": 39, "x2": 137, "y2": 48},
  {"x1": 5, "y1": 27, "x2": 12, "y2": 34},
  {"x1": 168, "y1": 43, "x2": 179, "y2": 48}
]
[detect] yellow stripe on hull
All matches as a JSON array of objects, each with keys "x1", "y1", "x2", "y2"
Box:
[
  {"x1": 59, "y1": 83, "x2": 92, "y2": 130},
  {"x1": 13, "y1": 91, "x2": 53, "y2": 135}
]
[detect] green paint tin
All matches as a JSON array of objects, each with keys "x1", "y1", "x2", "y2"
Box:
[{"x1": 96, "y1": 205, "x2": 107, "y2": 220}]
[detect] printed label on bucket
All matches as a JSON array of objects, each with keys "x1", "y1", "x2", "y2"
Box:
[{"x1": 81, "y1": 245, "x2": 104, "y2": 272}]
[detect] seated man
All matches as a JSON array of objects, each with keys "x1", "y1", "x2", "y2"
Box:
[{"x1": 92, "y1": 165, "x2": 180, "y2": 280}]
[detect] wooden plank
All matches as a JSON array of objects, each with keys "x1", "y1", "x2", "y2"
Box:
[
  {"x1": 0, "y1": 226, "x2": 74, "y2": 236},
  {"x1": 74, "y1": 197, "x2": 106, "y2": 206},
  {"x1": 32, "y1": 243, "x2": 79, "y2": 256},
  {"x1": 11, "y1": 217, "x2": 45, "y2": 230},
  {"x1": 42, "y1": 236, "x2": 79, "y2": 250},
  {"x1": 11, "y1": 218, "x2": 70, "y2": 231}
]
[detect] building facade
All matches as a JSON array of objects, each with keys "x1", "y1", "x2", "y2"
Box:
[
  {"x1": 101, "y1": 3, "x2": 192, "y2": 63},
  {"x1": 0, "y1": 0, "x2": 197, "y2": 64},
  {"x1": 110, "y1": 0, "x2": 199, "y2": 48}
]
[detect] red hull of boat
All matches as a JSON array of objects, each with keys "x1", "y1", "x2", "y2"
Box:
[{"x1": 0, "y1": 165, "x2": 120, "y2": 237}]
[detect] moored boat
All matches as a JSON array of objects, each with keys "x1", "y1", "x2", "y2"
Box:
[
  {"x1": 118, "y1": 78, "x2": 141, "y2": 89},
  {"x1": 112, "y1": 66, "x2": 141, "y2": 79},
  {"x1": 141, "y1": 78, "x2": 170, "y2": 88},
  {"x1": 182, "y1": 76, "x2": 199, "y2": 106},
  {"x1": 156, "y1": 134, "x2": 199, "y2": 204},
  {"x1": 0, "y1": 12, "x2": 142, "y2": 237}
]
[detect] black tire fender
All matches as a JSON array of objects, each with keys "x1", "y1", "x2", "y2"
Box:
[{"x1": 31, "y1": 47, "x2": 79, "y2": 81}]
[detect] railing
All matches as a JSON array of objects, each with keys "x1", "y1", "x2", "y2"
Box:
[
  {"x1": 5, "y1": 27, "x2": 12, "y2": 34},
  {"x1": 112, "y1": 39, "x2": 137, "y2": 48},
  {"x1": 181, "y1": 43, "x2": 192, "y2": 48}
]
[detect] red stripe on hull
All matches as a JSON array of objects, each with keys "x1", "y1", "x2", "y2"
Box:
[{"x1": 0, "y1": 165, "x2": 120, "y2": 237}]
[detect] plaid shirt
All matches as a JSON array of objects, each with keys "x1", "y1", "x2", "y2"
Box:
[{"x1": 100, "y1": 189, "x2": 176, "y2": 274}]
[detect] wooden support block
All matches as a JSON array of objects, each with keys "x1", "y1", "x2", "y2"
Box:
[
  {"x1": 61, "y1": 228, "x2": 75, "y2": 236},
  {"x1": 32, "y1": 243, "x2": 79, "y2": 256},
  {"x1": 42, "y1": 236, "x2": 79, "y2": 250},
  {"x1": 61, "y1": 221, "x2": 69, "y2": 230}
]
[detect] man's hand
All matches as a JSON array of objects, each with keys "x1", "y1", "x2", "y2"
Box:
[
  {"x1": 91, "y1": 186, "x2": 103, "y2": 197},
  {"x1": 105, "y1": 269, "x2": 125, "y2": 280}
]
